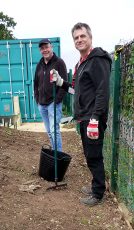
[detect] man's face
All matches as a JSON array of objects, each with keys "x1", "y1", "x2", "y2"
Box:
[
  {"x1": 40, "y1": 43, "x2": 53, "y2": 60},
  {"x1": 72, "y1": 27, "x2": 92, "y2": 53}
]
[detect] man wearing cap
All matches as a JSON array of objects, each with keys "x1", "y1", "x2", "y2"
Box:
[{"x1": 34, "y1": 38, "x2": 67, "y2": 151}]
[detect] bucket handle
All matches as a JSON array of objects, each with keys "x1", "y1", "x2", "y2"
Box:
[{"x1": 42, "y1": 144, "x2": 52, "y2": 150}]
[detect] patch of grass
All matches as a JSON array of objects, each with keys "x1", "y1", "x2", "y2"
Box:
[{"x1": 80, "y1": 218, "x2": 89, "y2": 226}]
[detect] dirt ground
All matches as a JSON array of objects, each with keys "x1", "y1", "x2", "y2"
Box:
[{"x1": 0, "y1": 125, "x2": 131, "y2": 230}]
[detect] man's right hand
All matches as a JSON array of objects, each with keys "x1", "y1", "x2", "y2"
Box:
[
  {"x1": 50, "y1": 69, "x2": 63, "y2": 87},
  {"x1": 87, "y1": 119, "x2": 99, "y2": 139}
]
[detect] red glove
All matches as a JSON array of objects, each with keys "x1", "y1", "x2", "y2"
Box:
[{"x1": 87, "y1": 119, "x2": 99, "y2": 139}]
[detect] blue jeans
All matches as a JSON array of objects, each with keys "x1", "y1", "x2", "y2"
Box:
[{"x1": 38, "y1": 102, "x2": 62, "y2": 151}]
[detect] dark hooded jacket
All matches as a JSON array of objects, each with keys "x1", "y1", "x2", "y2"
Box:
[
  {"x1": 34, "y1": 53, "x2": 67, "y2": 105},
  {"x1": 62, "y1": 47, "x2": 112, "y2": 122}
]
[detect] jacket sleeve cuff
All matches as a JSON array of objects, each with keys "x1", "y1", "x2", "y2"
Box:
[
  {"x1": 90, "y1": 114, "x2": 99, "y2": 121},
  {"x1": 62, "y1": 81, "x2": 71, "y2": 92}
]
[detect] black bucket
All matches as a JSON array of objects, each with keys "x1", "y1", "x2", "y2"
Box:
[{"x1": 39, "y1": 145, "x2": 72, "y2": 182}]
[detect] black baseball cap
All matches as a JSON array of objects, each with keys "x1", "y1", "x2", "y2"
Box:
[{"x1": 39, "y1": 38, "x2": 51, "y2": 48}]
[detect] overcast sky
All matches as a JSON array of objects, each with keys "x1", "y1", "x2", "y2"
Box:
[{"x1": 1, "y1": 0, "x2": 134, "y2": 70}]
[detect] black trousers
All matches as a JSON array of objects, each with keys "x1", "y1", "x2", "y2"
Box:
[{"x1": 80, "y1": 120, "x2": 107, "y2": 199}]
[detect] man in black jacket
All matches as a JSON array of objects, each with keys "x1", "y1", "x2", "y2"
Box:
[
  {"x1": 50, "y1": 23, "x2": 112, "y2": 206},
  {"x1": 34, "y1": 38, "x2": 67, "y2": 151}
]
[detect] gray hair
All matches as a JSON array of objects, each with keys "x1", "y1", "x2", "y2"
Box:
[{"x1": 71, "y1": 22, "x2": 92, "y2": 38}]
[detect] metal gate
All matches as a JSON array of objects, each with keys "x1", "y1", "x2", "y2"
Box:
[{"x1": 0, "y1": 38, "x2": 60, "y2": 122}]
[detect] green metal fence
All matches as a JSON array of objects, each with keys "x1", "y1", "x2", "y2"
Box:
[
  {"x1": 63, "y1": 69, "x2": 74, "y2": 116},
  {"x1": 63, "y1": 46, "x2": 134, "y2": 215},
  {"x1": 104, "y1": 42, "x2": 134, "y2": 214}
]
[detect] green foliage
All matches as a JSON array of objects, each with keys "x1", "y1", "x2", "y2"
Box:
[
  {"x1": 123, "y1": 77, "x2": 134, "y2": 118},
  {"x1": 0, "y1": 11, "x2": 17, "y2": 39},
  {"x1": 121, "y1": 43, "x2": 134, "y2": 119}
]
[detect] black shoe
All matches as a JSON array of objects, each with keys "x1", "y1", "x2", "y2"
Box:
[
  {"x1": 81, "y1": 186, "x2": 93, "y2": 196},
  {"x1": 80, "y1": 195, "x2": 103, "y2": 207}
]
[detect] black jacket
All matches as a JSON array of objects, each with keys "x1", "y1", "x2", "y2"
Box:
[
  {"x1": 63, "y1": 47, "x2": 112, "y2": 121},
  {"x1": 34, "y1": 53, "x2": 67, "y2": 105}
]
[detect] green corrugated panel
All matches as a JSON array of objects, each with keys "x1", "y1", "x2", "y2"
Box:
[{"x1": 0, "y1": 37, "x2": 60, "y2": 121}]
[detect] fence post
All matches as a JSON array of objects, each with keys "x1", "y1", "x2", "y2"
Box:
[
  {"x1": 111, "y1": 45, "x2": 122, "y2": 192},
  {"x1": 63, "y1": 69, "x2": 72, "y2": 115},
  {"x1": 67, "y1": 69, "x2": 73, "y2": 115}
]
